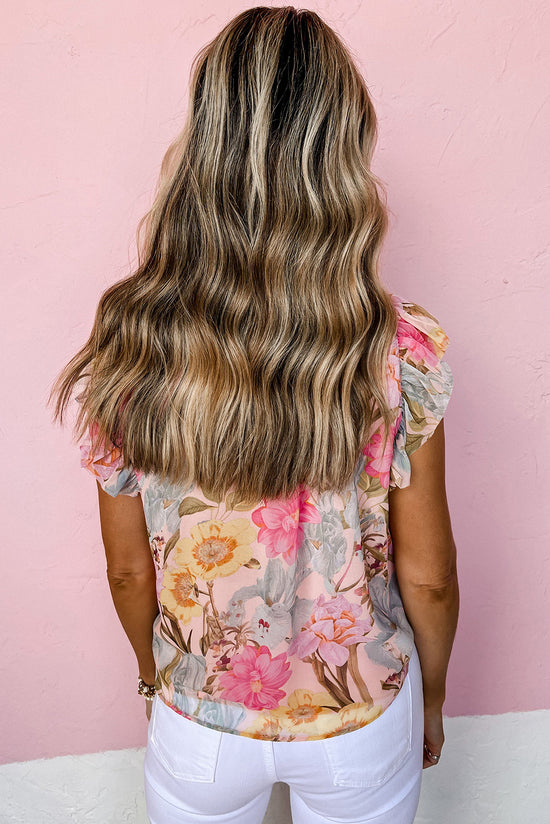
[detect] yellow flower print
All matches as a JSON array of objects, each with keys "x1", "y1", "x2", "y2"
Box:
[
  {"x1": 331, "y1": 701, "x2": 383, "y2": 734},
  {"x1": 159, "y1": 566, "x2": 203, "y2": 624},
  {"x1": 174, "y1": 519, "x2": 257, "y2": 581},
  {"x1": 241, "y1": 715, "x2": 283, "y2": 739},
  {"x1": 428, "y1": 323, "x2": 450, "y2": 360},
  {"x1": 268, "y1": 689, "x2": 340, "y2": 734}
]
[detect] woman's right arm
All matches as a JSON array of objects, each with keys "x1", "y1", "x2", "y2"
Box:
[{"x1": 388, "y1": 418, "x2": 460, "y2": 767}]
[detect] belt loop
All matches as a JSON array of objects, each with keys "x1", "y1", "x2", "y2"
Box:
[{"x1": 261, "y1": 739, "x2": 278, "y2": 782}]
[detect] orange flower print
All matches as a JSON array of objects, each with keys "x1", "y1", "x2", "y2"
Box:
[
  {"x1": 173, "y1": 519, "x2": 257, "y2": 581},
  {"x1": 79, "y1": 421, "x2": 123, "y2": 483}
]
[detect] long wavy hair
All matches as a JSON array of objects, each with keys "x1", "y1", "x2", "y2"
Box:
[{"x1": 48, "y1": 5, "x2": 399, "y2": 503}]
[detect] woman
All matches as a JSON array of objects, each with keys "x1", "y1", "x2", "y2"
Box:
[{"x1": 49, "y1": 6, "x2": 459, "y2": 823}]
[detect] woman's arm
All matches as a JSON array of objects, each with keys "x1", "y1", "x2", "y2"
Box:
[
  {"x1": 388, "y1": 419, "x2": 459, "y2": 762},
  {"x1": 96, "y1": 482, "x2": 159, "y2": 686}
]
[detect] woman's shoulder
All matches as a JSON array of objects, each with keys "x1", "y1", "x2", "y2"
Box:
[
  {"x1": 79, "y1": 419, "x2": 143, "y2": 498},
  {"x1": 386, "y1": 292, "x2": 454, "y2": 489},
  {"x1": 389, "y1": 292, "x2": 451, "y2": 373}
]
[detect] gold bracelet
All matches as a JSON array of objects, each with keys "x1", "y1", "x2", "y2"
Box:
[{"x1": 138, "y1": 676, "x2": 157, "y2": 701}]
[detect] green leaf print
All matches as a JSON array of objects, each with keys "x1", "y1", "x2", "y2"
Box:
[{"x1": 178, "y1": 496, "x2": 212, "y2": 517}]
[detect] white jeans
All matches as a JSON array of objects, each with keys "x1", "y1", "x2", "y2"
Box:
[{"x1": 144, "y1": 644, "x2": 424, "y2": 824}]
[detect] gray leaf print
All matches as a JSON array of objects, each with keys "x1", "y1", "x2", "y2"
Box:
[
  {"x1": 153, "y1": 622, "x2": 181, "y2": 671},
  {"x1": 311, "y1": 508, "x2": 347, "y2": 583},
  {"x1": 290, "y1": 597, "x2": 315, "y2": 638},
  {"x1": 361, "y1": 574, "x2": 414, "y2": 668},
  {"x1": 250, "y1": 601, "x2": 292, "y2": 647},
  {"x1": 171, "y1": 652, "x2": 207, "y2": 692},
  {"x1": 142, "y1": 479, "x2": 193, "y2": 535}
]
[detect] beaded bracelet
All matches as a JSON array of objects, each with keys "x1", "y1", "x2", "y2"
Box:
[{"x1": 138, "y1": 676, "x2": 157, "y2": 702}]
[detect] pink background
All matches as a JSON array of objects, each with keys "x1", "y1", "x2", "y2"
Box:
[{"x1": 2, "y1": 1, "x2": 549, "y2": 764}]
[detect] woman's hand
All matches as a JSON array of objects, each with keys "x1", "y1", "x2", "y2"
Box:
[
  {"x1": 423, "y1": 703, "x2": 444, "y2": 768},
  {"x1": 146, "y1": 699, "x2": 153, "y2": 722}
]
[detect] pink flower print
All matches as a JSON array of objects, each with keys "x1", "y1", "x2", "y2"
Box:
[
  {"x1": 362, "y1": 425, "x2": 395, "y2": 490},
  {"x1": 386, "y1": 349, "x2": 401, "y2": 409},
  {"x1": 218, "y1": 644, "x2": 291, "y2": 710},
  {"x1": 397, "y1": 316, "x2": 440, "y2": 370},
  {"x1": 251, "y1": 488, "x2": 322, "y2": 566},
  {"x1": 288, "y1": 593, "x2": 373, "y2": 667}
]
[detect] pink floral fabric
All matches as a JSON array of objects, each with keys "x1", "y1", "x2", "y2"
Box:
[{"x1": 80, "y1": 293, "x2": 453, "y2": 741}]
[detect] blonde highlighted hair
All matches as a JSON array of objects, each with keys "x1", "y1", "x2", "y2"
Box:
[{"x1": 48, "y1": 5, "x2": 398, "y2": 502}]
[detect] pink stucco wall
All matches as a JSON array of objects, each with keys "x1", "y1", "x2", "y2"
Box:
[{"x1": 2, "y1": 1, "x2": 549, "y2": 764}]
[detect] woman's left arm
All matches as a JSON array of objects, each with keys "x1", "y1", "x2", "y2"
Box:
[{"x1": 96, "y1": 481, "x2": 159, "y2": 686}]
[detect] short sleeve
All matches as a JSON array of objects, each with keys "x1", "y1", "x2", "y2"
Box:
[
  {"x1": 79, "y1": 419, "x2": 142, "y2": 498},
  {"x1": 388, "y1": 294, "x2": 454, "y2": 490}
]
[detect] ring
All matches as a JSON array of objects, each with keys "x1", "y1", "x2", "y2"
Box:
[{"x1": 424, "y1": 744, "x2": 440, "y2": 762}]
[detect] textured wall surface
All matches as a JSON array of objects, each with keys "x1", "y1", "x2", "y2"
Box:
[{"x1": 2, "y1": 0, "x2": 549, "y2": 767}]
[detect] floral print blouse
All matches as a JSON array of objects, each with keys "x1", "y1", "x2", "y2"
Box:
[{"x1": 80, "y1": 293, "x2": 454, "y2": 741}]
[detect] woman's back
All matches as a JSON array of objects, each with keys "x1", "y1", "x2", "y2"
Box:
[{"x1": 79, "y1": 292, "x2": 453, "y2": 741}]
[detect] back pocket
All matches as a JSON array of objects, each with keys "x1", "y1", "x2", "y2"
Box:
[
  {"x1": 149, "y1": 695, "x2": 223, "y2": 782},
  {"x1": 320, "y1": 674, "x2": 413, "y2": 788}
]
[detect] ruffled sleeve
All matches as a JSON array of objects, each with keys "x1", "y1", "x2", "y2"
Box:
[
  {"x1": 388, "y1": 294, "x2": 454, "y2": 490},
  {"x1": 79, "y1": 419, "x2": 143, "y2": 498}
]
